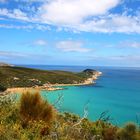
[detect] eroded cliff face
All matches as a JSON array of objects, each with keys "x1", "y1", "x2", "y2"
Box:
[{"x1": 82, "y1": 69, "x2": 102, "y2": 84}]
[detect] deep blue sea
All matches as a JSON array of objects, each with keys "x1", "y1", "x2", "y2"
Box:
[{"x1": 20, "y1": 65, "x2": 140, "y2": 126}]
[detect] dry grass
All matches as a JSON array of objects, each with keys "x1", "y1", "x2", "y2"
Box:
[{"x1": 19, "y1": 91, "x2": 55, "y2": 125}]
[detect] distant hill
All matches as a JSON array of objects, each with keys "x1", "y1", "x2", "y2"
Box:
[
  {"x1": 83, "y1": 69, "x2": 97, "y2": 73},
  {"x1": 0, "y1": 66, "x2": 94, "y2": 88}
]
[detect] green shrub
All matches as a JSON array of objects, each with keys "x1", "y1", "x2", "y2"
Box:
[
  {"x1": 0, "y1": 85, "x2": 7, "y2": 92},
  {"x1": 117, "y1": 123, "x2": 138, "y2": 140}
]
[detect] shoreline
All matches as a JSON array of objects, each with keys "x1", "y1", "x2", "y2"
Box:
[
  {"x1": 4, "y1": 71, "x2": 102, "y2": 94},
  {"x1": 54, "y1": 71, "x2": 102, "y2": 86}
]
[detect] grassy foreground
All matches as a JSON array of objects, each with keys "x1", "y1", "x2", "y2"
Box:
[
  {"x1": 0, "y1": 66, "x2": 91, "y2": 88},
  {"x1": 0, "y1": 92, "x2": 140, "y2": 140}
]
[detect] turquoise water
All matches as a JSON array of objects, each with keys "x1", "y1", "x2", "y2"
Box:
[{"x1": 22, "y1": 65, "x2": 140, "y2": 126}]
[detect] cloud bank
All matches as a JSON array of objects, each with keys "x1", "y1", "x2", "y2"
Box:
[
  {"x1": 56, "y1": 40, "x2": 91, "y2": 52},
  {"x1": 0, "y1": 0, "x2": 140, "y2": 33}
]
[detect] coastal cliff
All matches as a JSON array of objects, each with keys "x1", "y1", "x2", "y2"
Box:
[{"x1": 82, "y1": 69, "x2": 102, "y2": 82}]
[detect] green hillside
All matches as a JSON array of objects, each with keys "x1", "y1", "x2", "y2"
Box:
[{"x1": 0, "y1": 66, "x2": 89, "y2": 88}]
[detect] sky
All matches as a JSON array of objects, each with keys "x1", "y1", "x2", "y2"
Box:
[{"x1": 0, "y1": 0, "x2": 140, "y2": 67}]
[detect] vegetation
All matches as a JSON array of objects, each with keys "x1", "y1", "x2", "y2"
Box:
[
  {"x1": 0, "y1": 66, "x2": 92, "y2": 88},
  {"x1": 116, "y1": 123, "x2": 139, "y2": 140},
  {"x1": 0, "y1": 85, "x2": 7, "y2": 92},
  {"x1": 20, "y1": 92, "x2": 55, "y2": 128},
  {"x1": 0, "y1": 91, "x2": 140, "y2": 140}
]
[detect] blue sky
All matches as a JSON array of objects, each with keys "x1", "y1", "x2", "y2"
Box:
[{"x1": 0, "y1": 0, "x2": 140, "y2": 67}]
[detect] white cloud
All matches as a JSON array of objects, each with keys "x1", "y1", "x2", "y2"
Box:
[
  {"x1": 15, "y1": 0, "x2": 47, "y2": 2},
  {"x1": 0, "y1": 8, "x2": 29, "y2": 21},
  {"x1": 0, "y1": 24, "x2": 50, "y2": 31},
  {"x1": 12, "y1": 9, "x2": 28, "y2": 20},
  {"x1": 38, "y1": 0, "x2": 120, "y2": 25},
  {"x1": 0, "y1": 50, "x2": 49, "y2": 59},
  {"x1": 33, "y1": 39, "x2": 47, "y2": 46},
  {"x1": 0, "y1": 51, "x2": 51, "y2": 64},
  {"x1": 0, "y1": 8, "x2": 8, "y2": 15},
  {"x1": 101, "y1": 40, "x2": 140, "y2": 49},
  {"x1": 0, "y1": 0, "x2": 140, "y2": 33},
  {"x1": 0, "y1": 51, "x2": 28, "y2": 58},
  {"x1": 56, "y1": 40, "x2": 91, "y2": 52},
  {"x1": 128, "y1": 42, "x2": 140, "y2": 48},
  {"x1": 72, "y1": 14, "x2": 140, "y2": 33}
]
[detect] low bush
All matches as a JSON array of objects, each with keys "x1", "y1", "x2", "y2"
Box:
[
  {"x1": 19, "y1": 91, "x2": 55, "y2": 125},
  {"x1": 103, "y1": 127, "x2": 117, "y2": 140},
  {"x1": 0, "y1": 85, "x2": 7, "y2": 92},
  {"x1": 117, "y1": 123, "x2": 140, "y2": 140}
]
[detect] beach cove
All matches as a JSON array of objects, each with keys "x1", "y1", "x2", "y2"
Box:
[{"x1": 5, "y1": 69, "x2": 102, "y2": 94}]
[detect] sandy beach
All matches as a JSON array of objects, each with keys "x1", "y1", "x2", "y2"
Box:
[{"x1": 5, "y1": 71, "x2": 102, "y2": 94}]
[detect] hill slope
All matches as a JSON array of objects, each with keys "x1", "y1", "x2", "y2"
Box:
[{"x1": 0, "y1": 66, "x2": 91, "y2": 88}]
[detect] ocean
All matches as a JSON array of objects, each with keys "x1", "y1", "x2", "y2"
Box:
[{"x1": 20, "y1": 65, "x2": 140, "y2": 126}]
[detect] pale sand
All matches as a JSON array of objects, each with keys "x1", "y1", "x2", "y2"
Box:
[{"x1": 6, "y1": 87, "x2": 40, "y2": 94}]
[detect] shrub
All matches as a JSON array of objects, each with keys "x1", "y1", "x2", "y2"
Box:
[
  {"x1": 125, "y1": 123, "x2": 137, "y2": 135},
  {"x1": 0, "y1": 85, "x2": 7, "y2": 92},
  {"x1": 19, "y1": 91, "x2": 55, "y2": 126},
  {"x1": 103, "y1": 127, "x2": 117, "y2": 140},
  {"x1": 117, "y1": 123, "x2": 138, "y2": 140}
]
